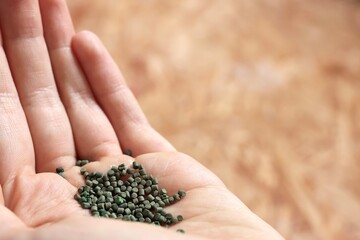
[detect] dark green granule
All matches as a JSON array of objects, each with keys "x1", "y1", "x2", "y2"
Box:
[
  {"x1": 176, "y1": 229, "x2": 185, "y2": 233},
  {"x1": 124, "y1": 149, "x2": 132, "y2": 157},
  {"x1": 55, "y1": 167, "x2": 65, "y2": 178},
  {"x1": 73, "y1": 161, "x2": 186, "y2": 228},
  {"x1": 76, "y1": 160, "x2": 90, "y2": 167}
]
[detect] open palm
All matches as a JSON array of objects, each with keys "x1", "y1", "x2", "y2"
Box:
[{"x1": 0, "y1": 0, "x2": 283, "y2": 239}]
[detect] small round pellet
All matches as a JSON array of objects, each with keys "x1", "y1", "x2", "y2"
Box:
[
  {"x1": 132, "y1": 161, "x2": 140, "y2": 169},
  {"x1": 127, "y1": 168, "x2": 135, "y2": 174},
  {"x1": 152, "y1": 178, "x2": 159, "y2": 184},
  {"x1": 98, "y1": 196, "x2": 105, "y2": 203},
  {"x1": 145, "y1": 180, "x2": 152, "y2": 187},
  {"x1": 177, "y1": 215, "x2": 183, "y2": 222},
  {"x1": 124, "y1": 149, "x2": 132, "y2": 156},
  {"x1": 174, "y1": 194, "x2": 180, "y2": 201},
  {"x1": 124, "y1": 208, "x2": 131, "y2": 215},
  {"x1": 178, "y1": 190, "x2": 186, "y2": 197},
  {"x1": 144, "y1": 187, "x2": 152, "y2": 194},
  {"x1": 158, "y1": 200, "x2": 165, "y2": 207},
  {"x1": 128, "y1": 203, "x2": 135, "y2": 210},
  {"x1": 107, "y1": 170, "x2": 115, "y2": 176},
  {"x1": 154, "y1": 213, "x2": 161, "y2": 221},
  {"x1": 147, "y1": 194, "x2": 155, "y2": 201},
  {"x1": 118, "y1": 164, "x2": 125, "y2": 170},
  {"x1": 138, "y1": 189, "x2": 145, "y2": 196},
  {"x1": 112, "y1": 204, "x2": 119, "y2": 211},
  {"x1": 148, "y1": 212, "x2": 154, "y2": 219},
  {"x1": 82, "y1": 202, "x2": 91, "y2": 209},
  {"x1": 74, "y1": 194, "x2": 81, "y2": 201},
  {"x1": 86, "y1": 180, "x2": 93, "y2": 187}
]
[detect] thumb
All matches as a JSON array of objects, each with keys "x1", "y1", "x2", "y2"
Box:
[{"x1": 0, "y1": 184, "x2": 27, "y2": 239}]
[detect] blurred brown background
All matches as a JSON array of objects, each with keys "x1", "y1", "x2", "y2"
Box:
[{"x1": 66, "y1": 1, "x2": 360, "y2": 239}]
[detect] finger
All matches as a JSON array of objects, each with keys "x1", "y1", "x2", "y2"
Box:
[
  {"x1": 0, "y1": 27, "x2": 35, "y2": 188},
  {"x1": 0, "y1": 0, "x2": 75, "y2": 172},
  {"x1": 72, "y1": 31, "x2": 175, "y2": 156},
  {"x1": 39, "y1": 0, "x2": 122, "y2": 163},
  {"x1": 135, "y1": 152, "x2": 224, "y2": 192}
]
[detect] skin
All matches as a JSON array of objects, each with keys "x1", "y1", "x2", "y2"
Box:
[{"x1": 0, "y1": 0, "x2": 284, "y2": 239}]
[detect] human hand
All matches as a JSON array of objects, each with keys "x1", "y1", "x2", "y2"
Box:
[{"x1": 0, "y1": 0, "x2": 284, "y2": 239}]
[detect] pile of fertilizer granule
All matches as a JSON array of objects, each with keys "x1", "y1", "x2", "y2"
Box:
[{"x1": 70, "y1": 160, "x2": 186, "y2": 228}]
